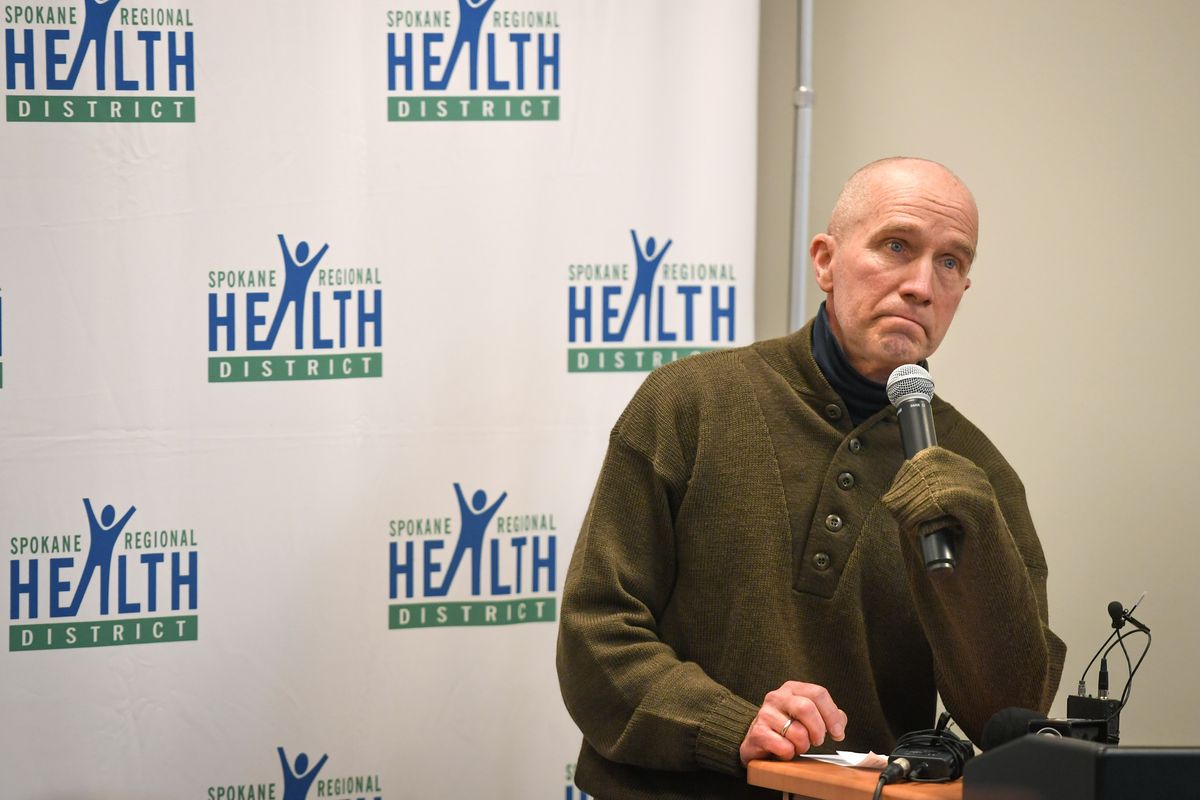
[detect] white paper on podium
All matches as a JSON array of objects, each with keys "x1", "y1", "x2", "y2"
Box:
[{"x1": 797, "y1": 750, "x2": 889, "y2": 769}]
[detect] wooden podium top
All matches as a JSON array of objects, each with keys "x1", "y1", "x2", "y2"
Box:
[{"x1": 747, "y1": 759, "x2": 963, "y2": 800}]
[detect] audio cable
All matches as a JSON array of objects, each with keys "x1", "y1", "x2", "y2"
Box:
[
  {"x1": 1101, "y1": 627, "x2": 1151, "y2": 721},
  {"x1": 872, "y1": 712, "x2": 973, "y2": 799}
]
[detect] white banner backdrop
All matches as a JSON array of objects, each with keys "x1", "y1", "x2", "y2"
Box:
[{"x1": 0, "y1": 2, "x2": 758, "y2": 798}]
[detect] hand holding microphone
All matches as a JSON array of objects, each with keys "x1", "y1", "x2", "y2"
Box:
[{"x1": 886, "y1": 364, "x2": 957, "y2": 572}]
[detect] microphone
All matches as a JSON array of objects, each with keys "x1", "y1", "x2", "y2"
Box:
[
  {"x1": 886, "y1": 364, "x2": 956, "y2": 571},
  {"x1": 981, "y1": 707, "x2": 1043, "y2": 751},
  {"x1": 1108, "y1": 596, "x2": 1151, "y2": 632},
  {"x1": 980, "y1": 707, "x2": 1107, "y2": 751}
]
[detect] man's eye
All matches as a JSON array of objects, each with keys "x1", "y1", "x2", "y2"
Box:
[
  {"x1": 886, "y1": 241, "x2": 903, "y2": 253},
  {"x1": 941, "y1": 257, "x2": 959, "y2": 270}
]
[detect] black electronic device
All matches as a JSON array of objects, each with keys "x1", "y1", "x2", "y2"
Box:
[
  {"x1": 964, "y1": 735, "x2": 1200, "y2": 800},
  {"x1": 1026, "y1": 716, "x2": 1106, "y2": 742},
  {"x1": 887, "y1": 744, "x2": 960, "y2": 781},
  {"x1": 874, "y1": 714, "x2": 974, "y2": 800},
  {"x1": 981, "y1": 707, "x2": 1107, "y2": 752},
  {"x1": 1067, "y1": 695, "x2": 1122, "y2": 745}
]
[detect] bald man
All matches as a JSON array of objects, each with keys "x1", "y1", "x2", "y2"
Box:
[{"x1": 557, "y1": 158, "x2": 1065, "y2": 800}]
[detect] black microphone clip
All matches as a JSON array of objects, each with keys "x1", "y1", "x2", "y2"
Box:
[{"x1": 1108, "y1": 599, "x2": 1151, "y2": 633}]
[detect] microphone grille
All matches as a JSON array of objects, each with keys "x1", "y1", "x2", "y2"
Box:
[{"x1": 886, "y1": 364, "x2": 934, "y2": 407}]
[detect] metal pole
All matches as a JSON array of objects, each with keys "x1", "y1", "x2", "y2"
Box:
[{"x1": 789, "y1": 0, "x2": 814, "y2": 331}]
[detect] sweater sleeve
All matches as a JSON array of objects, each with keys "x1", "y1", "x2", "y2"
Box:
[
  {"x1": 556, "y1": 429, "x2": 759, "y2": 776},
  {"x1": 880, "y1": 442, "x2": 1067, "y2": 745}
]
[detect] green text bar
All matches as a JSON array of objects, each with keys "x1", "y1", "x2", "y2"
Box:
[
  {"x1": 7, "y1": 95, "x2": 196, "y2": 122},
  {"x1": 10, "y1": 615, "x2": 198, "y2": 651},
  {"x1": 208, "y1": 353, "x2": 383, "y2": 382},
  {"x1": 389, "y1": 597, "x2": 556, "y2": 629},
  {"x1": 388, "y1": 95, "x2": 558, "y2": 122},
  {"x1": 567, "y1": 347, "x2": 715, "y2": 372}
]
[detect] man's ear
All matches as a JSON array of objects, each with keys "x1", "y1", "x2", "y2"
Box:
[{"x1": 810, "y1": 233, "x2": 835, "y2": 292}]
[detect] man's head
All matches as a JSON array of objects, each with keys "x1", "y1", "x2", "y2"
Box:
[{"x1": 810, "y1": 157, "x2": 978, "y2": 383}]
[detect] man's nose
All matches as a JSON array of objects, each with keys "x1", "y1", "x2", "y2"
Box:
[{"x1": 899, "y1": 256, "x2": 935, "y2": 303}]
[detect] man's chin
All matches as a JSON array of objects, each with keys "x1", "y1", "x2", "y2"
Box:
[
  {"x1": 875, "y1": 337, "x2": 929, "y2": 373},
  {"x1": 843, "y1": 333, "x2": 929, "y2": 382}
]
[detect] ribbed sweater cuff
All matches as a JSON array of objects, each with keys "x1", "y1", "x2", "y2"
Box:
[
  {"x1": 882, "y1": 457, "x2": 948, "y2": 532},
  {"x1": 881, "y1": 447, "x2": 994, "y2": 535},
  {"x1": 695, "y1": 693, "x2": 759, "y2": 775}
]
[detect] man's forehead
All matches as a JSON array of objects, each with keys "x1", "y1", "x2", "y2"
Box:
[
  {"x1": 867, "y1": 161, "x2": 974, "y2": 208},
  {"x1": 860, "y1": 168, "x2": 978, "y2": 239},
  {"x1": 828, "y1": 157, "x2": 978, "y2": 241}
]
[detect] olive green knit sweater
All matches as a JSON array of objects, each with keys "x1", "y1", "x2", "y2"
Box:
[{"x1": 557, "y1": 321, "x2": 1066, "y2": 800}]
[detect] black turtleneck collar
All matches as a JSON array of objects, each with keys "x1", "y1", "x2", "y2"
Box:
[{"x1": 812, "y1": 302, "x2": 924, "y2": 426}]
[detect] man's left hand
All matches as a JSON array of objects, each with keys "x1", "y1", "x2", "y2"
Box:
[{"x1": 738, "y1": 681, "x2": 848, "y2": 766}]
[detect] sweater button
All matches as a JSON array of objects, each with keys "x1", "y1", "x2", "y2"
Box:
[
  {"x1": 825, "y1": 514, "x2": 843, "y2": 532},
  {"x1": 837, "y1": 472, "x2": 855, "y2": 490},
  {"x1": 813, "y1": 552, "x2": 832, "y2": 570},
  {"x1": 848, "y1": 438, "x2": 862, "y2": 453},
  {"x1": 824, "y1": 404, "x2": 843, "y2": 420}
]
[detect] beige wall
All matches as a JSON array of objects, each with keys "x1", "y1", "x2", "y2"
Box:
[
  {"x1": 755, "y1": 1, "x2": 800, "y2": 340},
  {"x1": 756, "y1": 0, "x2": 1200, "y2": 744}
]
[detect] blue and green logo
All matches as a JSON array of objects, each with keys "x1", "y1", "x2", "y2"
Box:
[
  {"x1": 388, "y1": 482, "x2": 558, "y2": 629},
  {"x1": 8, "y1": 497, "x2": 199, "y2": 652},
  {"x1": 386, "y1": 1, "x2": 560, "y2": 122},
  {"x1": 207, "y1": 234, "x2": 384, "y2": 383},
  {"x1": 3, "y1": 0, "x2": 197, "y2": 123},
  {"x1": 566, "y1": 229, "x2": 739, "y2": 372}
]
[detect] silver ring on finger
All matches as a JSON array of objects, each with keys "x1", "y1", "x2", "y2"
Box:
[{"x1": 780, "y1": 717, "x2": 794, "y2": 738}]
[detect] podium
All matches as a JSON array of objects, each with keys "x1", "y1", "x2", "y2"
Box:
[{"x1": 748, "y1": 759, "x2": 963, "y2": 800}]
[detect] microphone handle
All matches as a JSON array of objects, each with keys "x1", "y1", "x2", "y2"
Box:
[
  {"x1": 896, "y1": 398, "x2": 957, "y2": 571},
  {"x1": 897, "y1": 398, "x2": 937, "y2": 457}
]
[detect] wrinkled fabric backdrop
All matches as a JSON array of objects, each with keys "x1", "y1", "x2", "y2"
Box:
[{"x1": 0, "y1": 1, "x2": 758, "y2": 797}]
